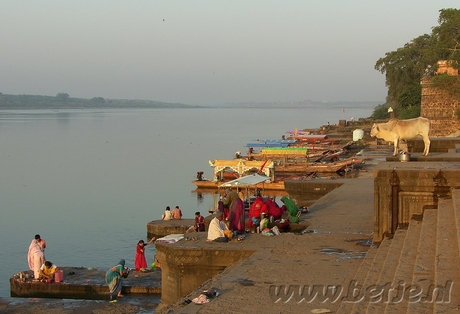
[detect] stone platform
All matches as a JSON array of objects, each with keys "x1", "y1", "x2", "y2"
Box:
[
  {"x1": 147, "y1": 219, "x2": 194, "y2": 237},
  {"x1": 10, "y1": 267, "x2": 161, "y2": 300},
  {"x1": 156, "y1": 175, "x2": 377, "y2": 313}
]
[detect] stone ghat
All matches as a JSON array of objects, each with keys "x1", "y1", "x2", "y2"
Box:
[
  {"x1": 147, "y1": 219, "x2": 195, "y2": 238},
  {"x1": 10, "y1": 267, "x2": 161, "y2": 300}
]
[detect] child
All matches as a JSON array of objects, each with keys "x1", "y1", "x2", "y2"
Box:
[
  {"x1": 135, "y1": 237, "x2": 155, "y2": 271},
  {"x1": 194, "y1": 211, "x2": 205, "y2": 232},
  {"x1": 39, "y1": 261, "x2": 58, "y2": 281}
]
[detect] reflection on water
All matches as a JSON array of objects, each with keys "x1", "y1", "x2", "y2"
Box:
[{"x1": 0, "y1": 106, "x2": 372, "y2": 297}]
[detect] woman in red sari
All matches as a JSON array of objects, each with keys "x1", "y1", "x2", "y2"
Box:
[
  {"x1": 223, "y1": 189, "x2": 245, "y2": 234},
  {"x1": 248, "y1": 196, "x2": 264, "y2": 228},
  {"x1": 266, "y1": 199, "x2": 285, "y2": 221},
  {"x1": 135, "y1": 237, "x2": 155, "y2": 271}
]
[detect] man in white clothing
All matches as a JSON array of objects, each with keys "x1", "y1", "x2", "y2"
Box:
[{"x1": 207, "y1": 212, "x2": 229, "y2": 242}]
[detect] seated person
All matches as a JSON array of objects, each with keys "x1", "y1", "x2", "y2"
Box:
[
  {"x1": 39, "y1": 261, "x2": 58, "y2": 281},
  {"x1": 194, "y1": 211, "x2": 205, "y2": 232},
  {"x1": 207, "y1": 212, "x2": 229, "y2": 242}
]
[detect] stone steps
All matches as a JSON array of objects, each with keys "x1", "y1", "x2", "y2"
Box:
[
  {"x1": 365, "y1": 228, "x2": 407, "y2": 313},
  {"x1": 405, "y1": 208, "x2": 437, "y2": 313},
  {"x1": 447, "y1": 143, "x2": 460, "y2": 153},
  {"x1": 452, "y1": 189, "x2": 460, "y2": 264},
  {"x1": 336, "y1": 193, "x2": 460, "y2": 314},
  {"x1": 433, "y1": 197, "x2": 460, "y2": 313},
  {"x1": 348, "y1": 238, "x2": 392, "y2": 313},
  {"x1": 335, "y1": 244, "x2": 380, "y2": 314},
  {"x1": 384, "y1": 218, "x2": 422, "y2": 314}
]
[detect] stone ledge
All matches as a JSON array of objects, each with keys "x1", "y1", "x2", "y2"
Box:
[
  {"x1": 10, "y1": 267, "x2": 161, "y2": 300},
  {"x1": 147, "y1": 219, "x2": 194, "y2": 237}
]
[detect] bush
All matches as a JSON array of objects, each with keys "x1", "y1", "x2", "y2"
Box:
[
  {"x1": 370, "y1": 104, "x2": 391, "y2": 119},
  {"x1": 397, "y1": 105, "x2": 421, "y2": 119}
]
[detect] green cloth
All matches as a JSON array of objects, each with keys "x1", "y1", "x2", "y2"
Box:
[{"x1": 281, "y1": 196, "x2": 300, "y2": 223}]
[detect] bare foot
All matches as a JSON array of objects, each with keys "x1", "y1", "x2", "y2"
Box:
[{"x1": 117, "y1": 294, "x2": 124, "y2": 298}]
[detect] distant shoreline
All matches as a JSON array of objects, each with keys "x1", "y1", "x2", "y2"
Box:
[{"x1": 0, "y1": 93, "x2": 382, "y2": 110}]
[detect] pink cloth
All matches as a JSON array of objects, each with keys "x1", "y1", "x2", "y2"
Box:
[{"x1": 28, "y1": 240, "x2": 45, "y2": 279}]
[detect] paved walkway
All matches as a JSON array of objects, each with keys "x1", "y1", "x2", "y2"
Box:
[{"x1": 160, "y1": 176, "x2": 376, "y2": 314}]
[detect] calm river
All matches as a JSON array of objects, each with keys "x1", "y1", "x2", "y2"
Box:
[{"x1": 0, "y1": 106, "x2": 373, "y2": 297}]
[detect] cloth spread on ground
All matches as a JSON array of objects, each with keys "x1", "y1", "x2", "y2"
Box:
[
  {"x1": 156, "y1": 234, "x2": 185, "y2": 244},
  {"x1": 192, "y1": 294, "x2": 210, "y2": 304}
]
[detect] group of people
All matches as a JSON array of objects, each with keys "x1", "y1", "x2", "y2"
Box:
[
  {"x1": 27, "y1": 234, "x2": 59, "y2": 281},
  {"x1": 106, "y1": 236, "x2": 159, "y2": 300},
  {"x1": 26, "y1": 233, "x2": 158, "y2": 300},
  {"x1": 161, "y1": 206, "x2": 183, "y2": 220},
  {"x1": 207, "y1": 188, "x2": 255, "y2": 242},
  {"x1": 206, "y1": 190, "x2": 299, "y2": 242}
]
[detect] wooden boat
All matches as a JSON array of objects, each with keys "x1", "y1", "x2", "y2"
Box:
[
  {"x1": 191, "y1": 179, "x2": 285, "y2": 190},
  {"x1": 245, "y1": 141, "x2": 353, "y2": 162},
  {"x1": 274, "y1": 156, "x2": 366, "y2": 173}
]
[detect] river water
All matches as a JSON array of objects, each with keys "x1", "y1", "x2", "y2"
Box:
[{"x1": 0, "y1": 106, "x2": 373, "y2": 297}]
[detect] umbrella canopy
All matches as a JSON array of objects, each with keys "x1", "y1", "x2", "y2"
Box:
[{"x1": 219, "y1": 173, "x2": 271, "y2": 188}]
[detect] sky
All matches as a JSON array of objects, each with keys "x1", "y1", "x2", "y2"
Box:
[{"x1": 1, "y1": 1, "x2": 459, "y2": 106}]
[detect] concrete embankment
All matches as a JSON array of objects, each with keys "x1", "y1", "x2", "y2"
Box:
[
  {"x1": 147, "y1": 219, "x2": 195, "y2": 238},
  {"x1": 155, "y1": 174, "x2": 377, "y2": 313},
  {"x1": 10, "y1": 267, "x2": 161, "y2": 300}
]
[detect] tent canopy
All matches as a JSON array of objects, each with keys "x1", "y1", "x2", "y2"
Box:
[{"x1": 219, "y1": 173, "x2": 271, "y2": 188}]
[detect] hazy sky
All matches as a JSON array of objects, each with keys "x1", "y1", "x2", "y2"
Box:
[{"x1": 1, "y1": 1, "x2": 458, "y2": 105}]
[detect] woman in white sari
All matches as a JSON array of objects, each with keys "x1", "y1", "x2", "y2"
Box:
[{"x1": 28, "y1": 239, "x2": 45, "y2": 279}]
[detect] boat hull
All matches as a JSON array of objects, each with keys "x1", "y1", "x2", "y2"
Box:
[{"x1": 191, "y1": 180, "x2": 285, "y2": 190}]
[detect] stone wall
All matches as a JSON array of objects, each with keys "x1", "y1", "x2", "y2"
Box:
[
  {"x1": 155, "y1": 242, "x2": 255, "y2": 305},
  {"x1": 421, "y1": 76, "x2": 460, "y2": 136},
  {"x1": 373, "y1": 162, "x2": 460, "y2": 243}
]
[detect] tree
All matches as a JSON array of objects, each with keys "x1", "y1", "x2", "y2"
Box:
[
  {"x1": 91, "y1": 97, "x2": 105, "y2": 104},
  {"x1": 433, "y1": 8, "x2": 460, "y2": 64},
  {"x1": 56, "y1": 93, "x2": 70, "y2": 102},
  {"x1": 374, "y1": 8, "x2": 460, "y2": 116},
  {"x1": 375, "y1": 34, "x2": 436, "y2": 104}
]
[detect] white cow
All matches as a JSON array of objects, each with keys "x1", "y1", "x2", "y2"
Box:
[{"x1": 370, "y1": 117, "x2": 431, "y2": 156}]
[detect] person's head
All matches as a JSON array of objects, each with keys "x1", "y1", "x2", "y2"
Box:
[
  {"x1": 119, "y1": 259, "x2": 125, "y2": 267},
  {"x1": 44, "y1": 261, "x2": 52, "y2": 268},
  {"x1": 35, "y1": 234, "x2": 41, "y2": 240},
  {"x1": 138, "y1": 240, "x2": 145, "y2": 247},
  {"x1": 195, "y1": 212, "x2": 200, "y2": 217},
  {"x1": 175, "y1": 206, "x2": 179, "y2": 209},
  {"x1": 215, "y1": 211, "x2": 223, "y2": 220},
  {"x1": 166, "y1": 206, "x2": 170, "y2": 211}
]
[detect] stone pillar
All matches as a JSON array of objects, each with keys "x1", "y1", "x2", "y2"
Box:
[
  {"x1": 373, "y1": 164, "x2": 460, "y2": 243},
  {"x1": 421, "y1": 76, "x2": 460, "y2": 136}
]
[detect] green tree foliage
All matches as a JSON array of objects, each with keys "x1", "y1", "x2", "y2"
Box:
[
  {"x1": 0, "y1": 93, "x2": 195, "y2": 109},
  {"x1": 375, "y1": 8, "x2": 460, "y2": 117},
  {"x1": 396, "y1": 84, "x2": 422, "y2": 109},
  {"x1": 370, "y1": 103, "x2": 391, "y2": 120},
  {"x1": 375, "y1": 34, "x2": 436, "y2": 104},
  {"x1": 431, "y1": 73, "x2": 460, "y2": 99},
  {"x1": 56, "y1": 93, "x2": 70, "y2": 102},
  {"x1": 91, "y1": 97, "x2": 106, "y2": 104},
  {"x1": 397, "y1": 104, "x2": 421, "y2": 119}
]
